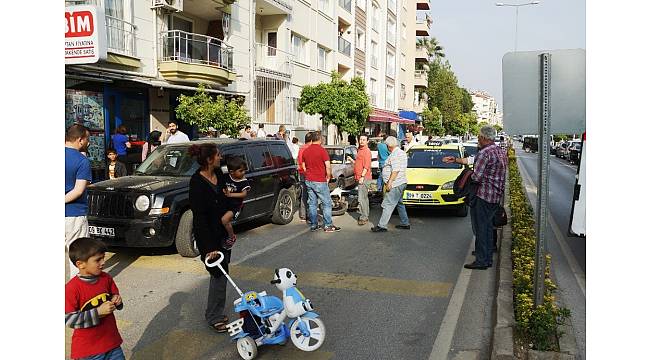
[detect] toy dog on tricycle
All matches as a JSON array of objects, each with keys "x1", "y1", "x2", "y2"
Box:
[{"x1": 204, "y1": 253, "x2": 326, "y2": 359}]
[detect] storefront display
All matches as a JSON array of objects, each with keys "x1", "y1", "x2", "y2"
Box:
[{"x1": 65, "y1": 89, "x2": 106, "y2": 170}]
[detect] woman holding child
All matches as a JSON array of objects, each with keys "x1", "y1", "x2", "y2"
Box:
[{"x1": 188, "y1": 143, "x2": 232, "y2": 333}]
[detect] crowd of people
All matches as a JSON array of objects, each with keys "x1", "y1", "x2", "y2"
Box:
[{"x1": 64, "y1": 120, "x2": 505, "y2": 359}]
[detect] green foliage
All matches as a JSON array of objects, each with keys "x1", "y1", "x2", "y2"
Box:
[
  {"x1": 460, "y1": 88, "x2": 474, "y2": 114},
  {"x1": 422, "y1": 106, "x2": 444, "y2": 136},
  {"x1": 416, "y1": 37, "x2": 445, "y2": 60},
  {"x1": 494, "y1": 124, "x2": 503, "y2": 132},
  {"x1": 508, "y1": 148, "x2": 571, "y2": 351},
  {"x1": 298, "y1": 72, "x2": 372, "y2": 137},
  {"x1": 175, "y1": 84, "x2": 250, "y2": 137}
]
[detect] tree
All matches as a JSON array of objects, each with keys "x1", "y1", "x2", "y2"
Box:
[
  {"x1": 460, "y1": 88, "x2": 474, "y2": 114},
  {"x1": 422, "y1": 106, "x2": 444, "y2": 136},
  {"x1": 426, "y1": 60, "x2": 462, "y2": 134},
  {"x1": 175, "y1": 84, "x2": 250, "y2": 137},
  {"x1": 298, "y1": 72, "x2": 372, "y2": 138},
  {"x1": 416, "y1": 37, "x2": 445, "y2": 60}
]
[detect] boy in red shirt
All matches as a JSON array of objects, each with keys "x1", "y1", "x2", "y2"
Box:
[{"x1": 65, "y1": 237, "x2": 124, "y2": 360}]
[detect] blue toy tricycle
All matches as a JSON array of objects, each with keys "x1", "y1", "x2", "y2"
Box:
[{"x1": 205, "y1": 253, "x2": 326, "y2": 359}]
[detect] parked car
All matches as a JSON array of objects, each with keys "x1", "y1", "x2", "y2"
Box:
[
  {"x1": 402, "y1": 143, "x2": 468, "y2": 216},
  {"x1": 462, "y1": 143, "x2": 479, "y2": 170},
  {"x1": 323, "y1": 145, "x2": 357, "y2": 190},
  {"x1": 86, "y1": 138, "x2": 300, "y2": 257},
  {"x1": 557, "y1": 140, "x2": 580, "y2": 159},
  {"x1": 569, "y1": 142, "x2": 582, "y2": 165},
  {"x1": 368, "y1": 137, "x2": 382, "y2": 178}
]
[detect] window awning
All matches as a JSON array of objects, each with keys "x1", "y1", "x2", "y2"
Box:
[
  {"x1": 399, "y1": 110, "x2": 418, "y2": 123},
  {"x1": 369, "y1": 108, "x2": 414, "y2": 124}
]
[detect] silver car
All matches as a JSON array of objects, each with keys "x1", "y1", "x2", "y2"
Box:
[{"x1": 323, "y1": 145, "x2": 358, "y2": 190}]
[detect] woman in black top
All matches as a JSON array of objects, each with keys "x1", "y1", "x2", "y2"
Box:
[{"x1": 188, "y1": 143, "x2": 231, "y2": 332}]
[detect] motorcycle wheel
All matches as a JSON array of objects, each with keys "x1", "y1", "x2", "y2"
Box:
[
  {"x1": 290, "y1": 317, "x2": 326, "y2": 352},
  {"x1": 236, "y1": 336, "x2": 257, "y2": 360}
]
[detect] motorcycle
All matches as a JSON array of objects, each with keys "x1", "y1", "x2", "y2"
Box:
[{"x1": 204, "y1": 254, "x2": 326, "y2": 360}]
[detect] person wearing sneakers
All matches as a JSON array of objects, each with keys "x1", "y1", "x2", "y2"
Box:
[
  {"x1": 301, "y1": 131, "x2": 341, "y2": 233},
  {"x1": 348, "y1": 133, "x2": 372, "y2": 226},
  {"x1": 371, "y1": 136, "x2": 410, "y2": 232},
  {"x1": 297, "y1": 132, "x2": 313, "y2": 223}
]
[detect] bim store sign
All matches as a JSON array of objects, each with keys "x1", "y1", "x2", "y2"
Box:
[{"x1": 65, "y1": 5, "x2": 107, "y2": 65}]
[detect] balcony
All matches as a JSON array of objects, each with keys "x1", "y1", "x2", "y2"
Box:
[
  {"x1": 159, "y1": 30, "x2": 236, "y2": 86},
  {"x1": 255, "y1": 43, "x2": 293, "y2": 79},
  {"x1": 415, "y1": 45, "x2": 428, "y2": 62},
  {"x1": 257, "y1": 0, "x2": 293, "y2": 15},
  {"x1": 104, "y1": 15, "x2": 139, "y2": 67},
  {"x1": 416, "y1": 0, "x2": 430, "y2": 10},
  {"x1": 415, "y1": 14, "x2": 432, "y2": 37},
  {"x1": 414, "y1": 99, "x2": 426, "y2": 113},
  {"x1": 415, "y1": 70, "x2": 428, "y2": 88}
]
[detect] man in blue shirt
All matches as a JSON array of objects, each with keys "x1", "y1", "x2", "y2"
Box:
[
  {"x1": 376, "y1": 133, "x2": 390, "y2": 193},
  {"x1": 65, "y1": 124, "x2": 92, "y2": 279}
]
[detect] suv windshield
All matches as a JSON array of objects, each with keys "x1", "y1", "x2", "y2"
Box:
[
  {"x1": 408, "y1": 149, "x2": 462, "y2": 169},
  {"x1": 326, "y1": 148, "x2": 345, "y2": 164},
  {"x1": 135, "y1": 145, "x2": 199, "y2": 176}
]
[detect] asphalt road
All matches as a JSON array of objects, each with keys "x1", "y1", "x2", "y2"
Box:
[
  {"x1": 67, "y1": 197, "x2": 497, "y2": 360},
  {"x1": 514, "y1": 146, "x2": 586, "y2": 360}
]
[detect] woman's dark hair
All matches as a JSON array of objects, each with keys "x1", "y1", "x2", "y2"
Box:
[
  {"x1": 116, "y1": 125, "x2": 128, "y2": 135},
  {"x1": 148, "y1": 130, "x2": 162, "y2": 146},
  {"x1": 188, "y1": 143, "x2": 220, "y2": 168}
]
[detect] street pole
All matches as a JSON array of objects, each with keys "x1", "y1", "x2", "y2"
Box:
[
  {"x1": 495, "y1": 1, "x2": 540, "y2": 52},
  {"x1": 534, "y1": 52, "x2": 551, "y2": 307}
]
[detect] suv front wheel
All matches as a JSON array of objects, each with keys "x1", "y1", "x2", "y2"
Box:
[
  {"x1": 176, "y1": 210, "x2": 200, "y2": 258},
  {"x1": 271, "y1": 188, "x2": 295, "y2": 225}
]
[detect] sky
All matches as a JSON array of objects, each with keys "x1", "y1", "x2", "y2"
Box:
[{"x1": 427, "y1": 0, "x2": 586, "y2": 108}]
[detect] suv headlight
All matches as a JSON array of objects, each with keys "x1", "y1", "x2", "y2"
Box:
[
  {"x1": 135, "y1": 195, "x2": 151, "y2": 212},
  {"x1": 441, "y1": 181, "x2": 454, "y2": 190}
]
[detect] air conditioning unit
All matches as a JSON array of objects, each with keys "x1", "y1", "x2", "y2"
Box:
[{"x1": 151, "y1": 0, "x2": 183, "y2": 12}]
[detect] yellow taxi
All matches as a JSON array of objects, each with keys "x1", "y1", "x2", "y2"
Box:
[{"x1": 402, "y1": 141, "x2": 468, "y2": 216}]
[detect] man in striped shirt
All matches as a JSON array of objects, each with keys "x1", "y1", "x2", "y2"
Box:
[
  {"x1": 371, "y1": 136, "x2": 410, "y2": 232},
  {"x1": 444, "y1": 126, "x2": 506, "y2": 269}
]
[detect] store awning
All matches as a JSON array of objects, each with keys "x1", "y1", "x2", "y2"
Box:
[
  {"x1": 398, "y1": 110, "x2": 417, "y2": 123},
  {"x1": 369, "y1": 108, "x2": 414, "y2": 124}
]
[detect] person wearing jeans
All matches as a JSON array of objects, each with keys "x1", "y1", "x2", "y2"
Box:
[
  {"x1": 301, "y1": 131, "x2": 341, "y2": 233},
  {"x1": 348, "y1": 133, "x2": 372, "y2": 226},
  {"x1": 372, "y1": 136, "x2": 410, "y2": 232},
  {"x1": 297, "y1": 132, "x2": 313, "y2": 223}
]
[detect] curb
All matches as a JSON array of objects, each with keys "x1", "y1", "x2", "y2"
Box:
[{"x1": 491, "y1": 164, "x2": 578, "y2": 359}]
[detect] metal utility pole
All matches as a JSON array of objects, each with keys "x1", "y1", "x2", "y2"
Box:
[
  {"x1": 534, "y1": 52, "x2": 551, "y2": 306},
  {"x1": 495, "y1": 1, "x2": 540, "y2": 52}
]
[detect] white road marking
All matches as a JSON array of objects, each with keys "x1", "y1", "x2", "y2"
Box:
[
  {"x1": 232, "y1": 227, "x2": 311, "y2": 266},
  {"x1": 516, "y1": 159, "x2": 586, "y2": 296},
  {"x1": 428, "y1": 239, "x2": 474, "y2": 360}
]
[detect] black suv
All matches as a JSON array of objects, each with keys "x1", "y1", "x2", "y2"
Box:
[{"x1": 86, "y1": 138, "x2": 299, "y2": 257}]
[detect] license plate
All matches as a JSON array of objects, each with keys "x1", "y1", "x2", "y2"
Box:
[
  {"x1": 406, "y1": 192, "x2": 432, "y2": 199},
  {"x1": 89, "y1": 226, "x2": 115, "y2": 237}
]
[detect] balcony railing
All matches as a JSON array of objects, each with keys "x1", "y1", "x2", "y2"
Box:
[
  {"x1": 255, "y1": 43, "x2": 294, "y2": 76},
  {"x1": 338, "y1": 0, "x2": 351, "y2": 13},
  {"x1": 416, "y1": 13, "x2": 433, "y2": 24},
  {"x1": 106, "y1": 15, "x2": 136, "y2": 57},
  {"x1": 338, "y1": 37, "x2": 351, "y2": 57},
  {"x1": 160, "y1": 30, "x2": 233, "y2": 71},
  {"x1": 415, "y1": 70, "x2": 427, "y2": 79}
]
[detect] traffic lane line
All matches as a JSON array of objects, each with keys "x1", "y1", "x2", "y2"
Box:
[
  {"x1": 516, "y1": 157, "x2": 586, "y2": 297},
  {"x1": 111, "y1": 254, "x2": 452, "y2": 298},
  {"x1": 516, "y1": 150, "x2": 577, "y2": 172}
]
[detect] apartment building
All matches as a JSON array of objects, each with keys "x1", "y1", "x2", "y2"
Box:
[{"x1": 471, "y1": 90, "x2": 499, "y2": 126}]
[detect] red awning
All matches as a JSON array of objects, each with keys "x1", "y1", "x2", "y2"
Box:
[{"x1": 368, "y1": 108, "x2": 413, "y2": 124}]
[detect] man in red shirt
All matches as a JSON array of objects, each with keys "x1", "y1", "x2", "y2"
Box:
[
  {"x1": 297, "y1": 132, "x2": 313, "y2": 222},
  {"x1": 349, "y1": 134, "x2": 372, "y2": 226},
  {"x1": 301, "y1": 131, "x2": 341, "y2": 233}
]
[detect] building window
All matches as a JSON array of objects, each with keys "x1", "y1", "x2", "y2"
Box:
[
  {"x1": 386, "y1": 51, "x2": 395, "y2": 78},
  {"x1": 400, "y1": 84, "x2": 406, "y2": 100},
  {"x1": 357, "y1": 0, "x2": 366, "y2": 11},
  {"x1": 292, "y1": 33, "x2": 308, "y2": 65},
  {"x1": 400, "y1": 53, "x2": 406, "y2": 70},
  {"x1": 371, "y1": 41, "x2": 378, "y2": 68},
  {"x1": 356, "y1": 28, "x2": 365, "y2": 51},
  {"x1": 292, "y1": 98, "x2": 305, "y2": 126},
  {"x1": 388, "y1": 0, "x2": 396, "y2": 14},
  {"x1": 402, "y1": 23, "x2": 407, "y2": 40},
  {"x1": 387, "y1": 18, "x2": 396, "y2": 45},
  {"x1": 318, "y1": 46, "x2": 329, "y2": 71},
  {"x1": 319, "y1": 0, "x2": 330, "y2": 13},
  {"x1": 372, "y1": 4, "x2": 380, "y2": 32},
  {"x1": 356, "y1": 70, "x2": 364, "y2": 79},
  {"x1": 386, "y1": 84, "x2": 394, "y2": 110},
  {"x1": 267, "y1": 32, "x2": 277, "y2": 56},
  {"x1": 370, "y1": 78, "x2": 377, "y2": 105}
]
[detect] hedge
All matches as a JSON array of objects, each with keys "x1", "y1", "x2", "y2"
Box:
[{"x1": 507, "y1": 147, "x2": 570, "y2": 351}]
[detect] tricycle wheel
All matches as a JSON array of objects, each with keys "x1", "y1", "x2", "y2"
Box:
[
  {"x1": 290, "y1": 317, "x2": 326, "y2": 352},
  {"x1": 236, "y1": 336, "x2": 257, "y2": 360}
]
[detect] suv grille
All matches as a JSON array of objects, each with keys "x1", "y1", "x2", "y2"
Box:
[
  {"x1": 406, "y1": 184, "x2": 439, "y2": 191},
  {"x1": 88, "y1": 191, "x2": 135, "y2": 218}
]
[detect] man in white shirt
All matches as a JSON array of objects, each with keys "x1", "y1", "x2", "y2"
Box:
[
  {"x1": 164, "y1": 121, "x2": 190, "y2": 144},
  {"x1": 256, "y1": 123, "x2": 267, "y2": 138},
  {"x1": 404, "y1": 131, "x2": 418, "y2": 152},
  {"x1": 371, "y1": 136, "x2": 410, "y2": 232}
]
